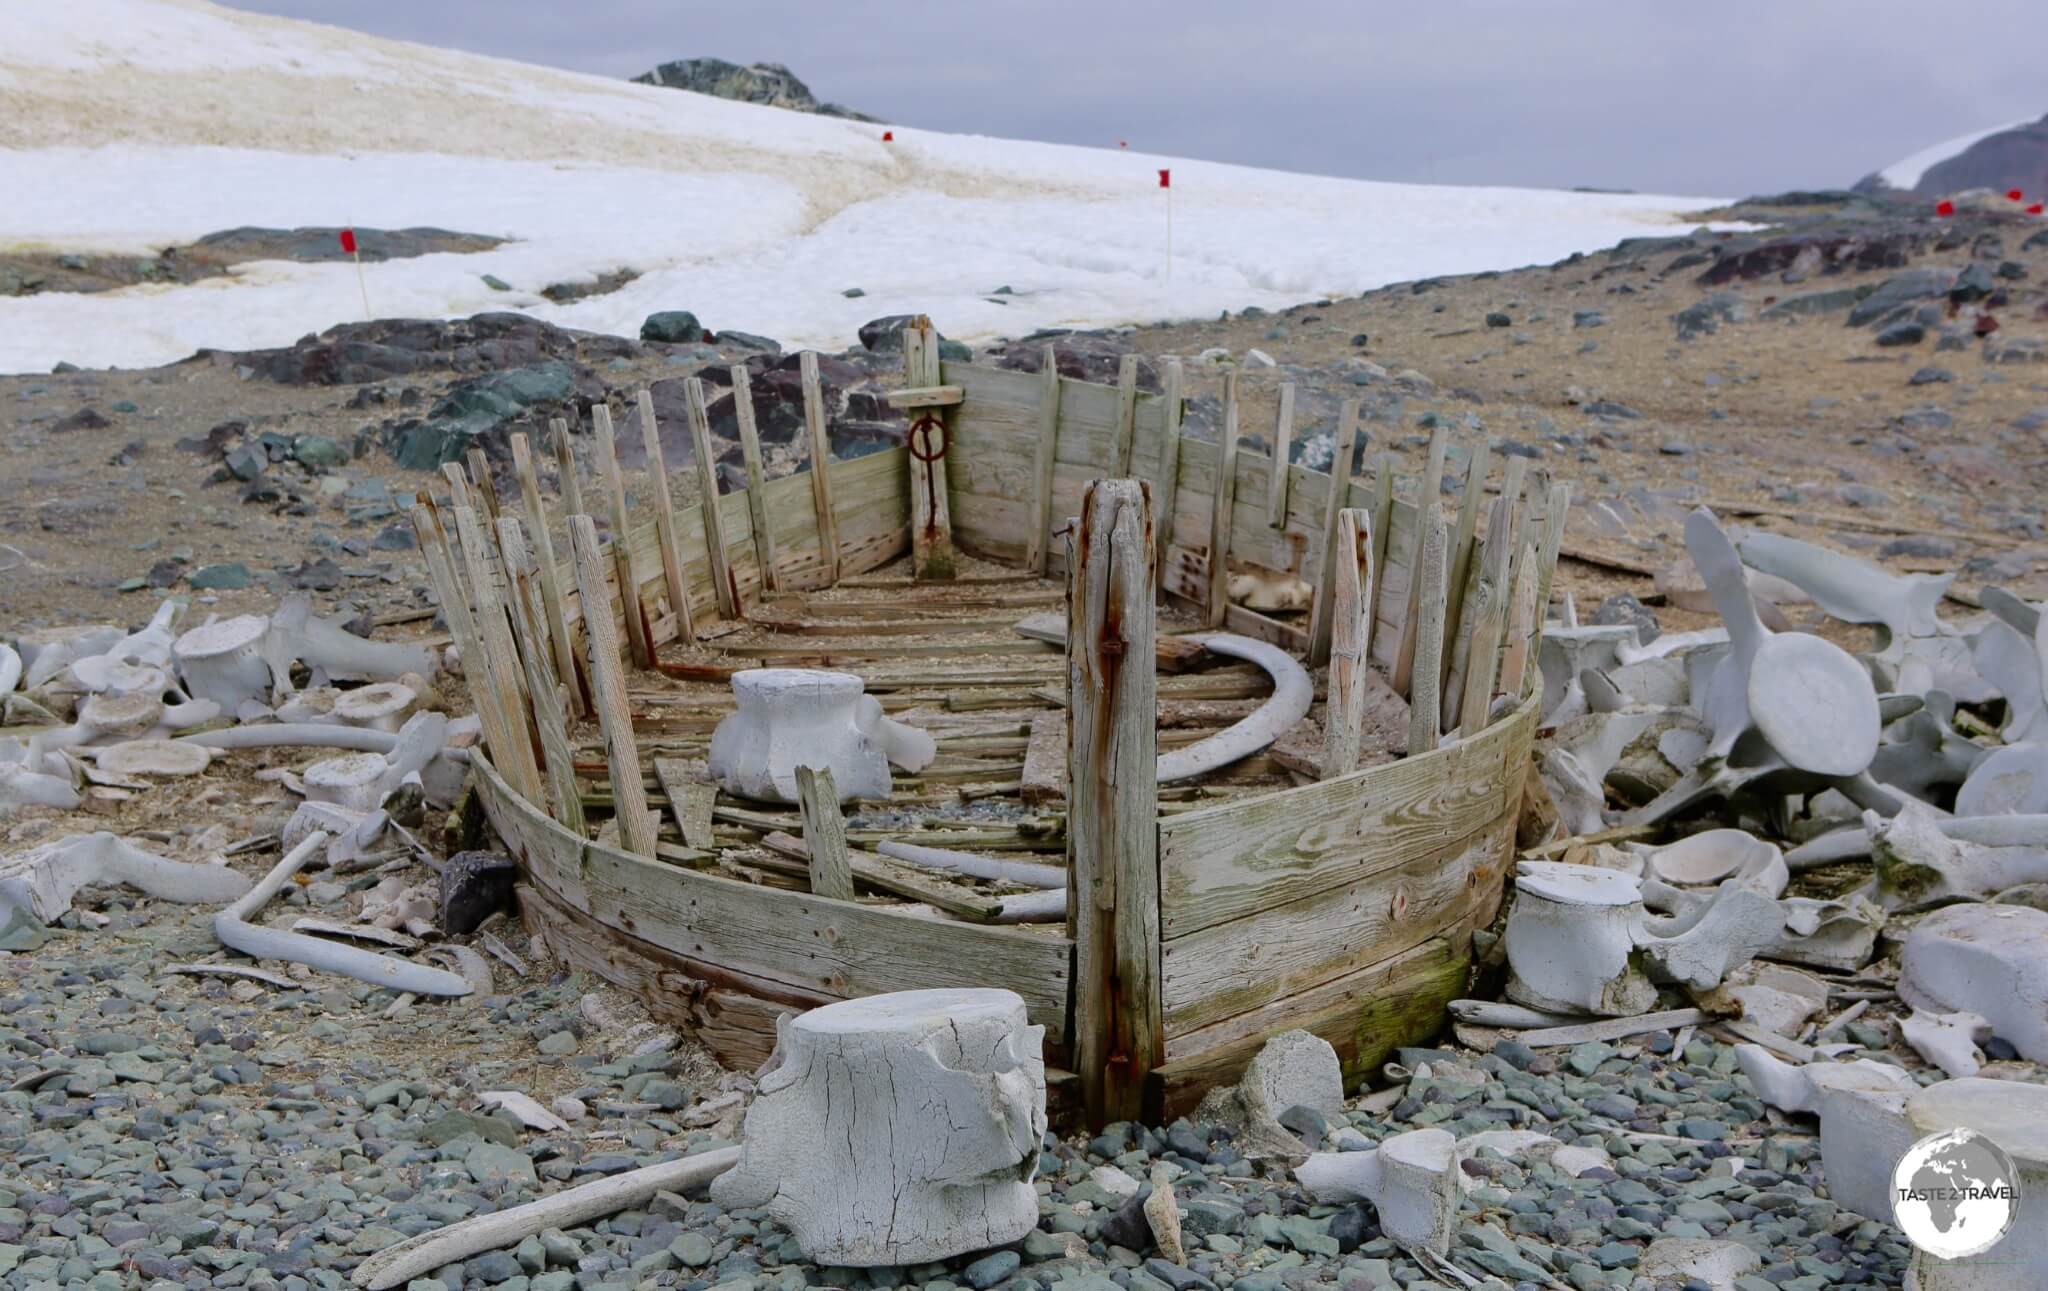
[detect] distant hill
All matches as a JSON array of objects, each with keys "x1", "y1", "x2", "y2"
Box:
[
  {"x1": 633, "y1": 58, "x2": 881, "y2": 123},
  {"x1": 1854, "y1": 113, "x2": 2048, "y2": 197}
]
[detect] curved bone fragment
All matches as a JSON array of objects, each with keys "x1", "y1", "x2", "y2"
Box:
[
  {"x1": 1787, "y1": 813, "x2": 2048, "y2": 868},
  {"x1": 712, "y1": 990, "x2": 1046, "y2": 1266},
  {"x1": 1870, "y1": 802, "x2": 2048, "y2": 911},
  {"x1": 1898, "y1": 1007, "x2": 1990, "y2": 1078},
  {"x1": 1898, "y1": 901, "x2": 2048, "y2": 1062},
  {"x1": 1156, "y1": 634, "x2": 1312, "y2": 784},
  {"x1": 875, "y1": 840, "x2": 1065, "y2": 889},
  {"x1": 21, "y1": 624, "x2": 121, "y2": 690},
  {"x1": 1735, "y1": 530, "x2": 1950, "y2": 641},
  {"x1": 1614, "y1": 626, "x2": 1731, "y2": 667},
  {"x1": 1769, "y1": 894, "x2": 1882, "y2": 971},
  {"x1": 992, "y1": 888, "x2": 1069, "y2": 924},
  {"x1": 1641, "y1": 883, "x2": 1786, "y2": 990},
  {"x1": 92, "y1": 739, "x2": 213, "y2": 778},
  {"x1": 350, "y1": 1147, "x2": 739, "y2": 1290},
  {"x1": 1452, "y1": 1130, "x2": 1611, "y2": 1191},
  {"x1": 214, "y1": 832, "x2": 472, "y2": 997},
  {"x1": 1504, "y1": 862, "x2": 1656, "y2": 1016},
  {"x1": 1955, "y1": 742, "x2": 2048, "y2": 816},
  {"x1": 1972, "y1": 620, "x2": 2048, "y2": 744},
  {"x1": 1983, "y1": 586, "x2": 2043, "y2": 638},
  {"x1": 426, "y1": 944, "x2": 496, "y2": 996},
  {"x1": 68, "y1": 601, "x2": 182, "y2": 694},
  {"x1": 269, "y1": 595, "x2": 437, "y2": 685},
  {"x1": 0, "y1": 757, "x2": 81, "y2": 814},
  {"x1": 173, "y1": 615, "x2": 275, "y2": 712},
  {"x1": 1644, "y1": 830, "x2": 1783, "y2": 887},
  {"x1": 856, "y1": 695, "x2": 937, "y2": 773},
  {"x1": 478, "y1": 1089, "x2": 570, "y2": 1133},
  {"x1": 1295, "y1": 1128, "x2": 1458, "y2": 1254},
  {"x1": 1871, "y1": 692, "x2": 1989, "y2": 799},
  {"x1": 1536, "y1": 624, "x2": 1633, "y2": 723},
  {"x1": 1, "y1": 831, "x2": 252, "y2": 923}
]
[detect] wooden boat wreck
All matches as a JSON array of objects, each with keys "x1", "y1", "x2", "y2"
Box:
[{"x1": 419, "y1": 320, "x2": 1564, "y2": 1128}]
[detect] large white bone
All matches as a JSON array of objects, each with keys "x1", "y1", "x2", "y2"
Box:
[
  {"x1": 709, "y1": 669, "x2": 893, "y2": 804},
  {"x1": 1972, "y1": 620, "x2": 2048, "y2": 744},
  {"x1": 0, "y1": 644, "x2": 20, "y2": 697},
  {"x1": 1503, "y1": 861, "x2": 1656, "y2": 1016},
  {"x1": 68, "y1": 600, "x2": 182, "y2": 693},
  {"x1": 1735, "y1": 531, "x2": 1950, "y2": 641},
  {"x1": 1733, "y1": 1045, "x2": 1919, "y2": 1223},
  {"x1": 0, "y1": 753, "x2": 81, "y2": 813},
  {"x1": 1898, "y1": 902, "x2": 2048, "y2": 1062},
  {"x1": 1898, "y1": 1008, "x2": 1991, "y2": 1078},
  {"x1": 1157, "y1": 633, "x2": 1312, "y2": 783},
  {"x1": 1295, "y1": 1129, "x2": 1459, "y2": 1254},
  {"x1": 711, "y1": 989, "x2": 1045, "y2": 1266},
  {"x1": 19, "y1": 624, "x2": 122, "y2": 691},
  {"x1": 1869, "y1": 802, "x2": 2048, "y2": 911},
  {"x1": 1871, "y1": 692, "x2": 1990, "y2": 798},
  {"x1": 172, "y1": 615, "x2": 275, "y2": 712},
  {"x1": 1955, "y1": 742, "x2": 2048, "y2": 816},
  {"x1": 1536, "y1": 624, "x2": 1634, "y2": 723},
  {"x1": 0, "y1": 831, "x2": 252, "y2": 924},
  {"x1": 268, "y1": 595, "x2": 438, "y2": 685},
  {"x1": 1787, "y1": 813, "x2": 2048, "y2": 868}
]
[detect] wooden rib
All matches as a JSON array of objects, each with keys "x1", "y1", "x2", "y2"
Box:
[
  {"x1": 450, "y1": 505, "x2": 547, "y2": 805},
  {"x1": 509, "y1": 432, "x2": 586, "y2": 719},
  {"x1": 1265, "y1": 381, "x2": 1296, "y2": 527},
  {"x1": 1534, "y1": 480, "x2": 1572, "y2": 630},
  {"x1": 439, "y1": 462, "x2": 473, "y2": 512},
  {"x1": 1025, "y1": 344, "x2": 1063, "y2": 575},
  {"x1": 1111, "y1": 354, "x2": 1139, "y2": 476},
  {"x1": 1498, "y1": 556, "x2": 1541, "y2": 701},
  {"x1": 724, "y1": 367, "x2": 780, "y2": 594},
  {"x1": 635, "y1": 387, "x2": 697, "y2": 646},
  {"x1": 1405, "y1": 501, "x2": 1448, "y2": 756},
  {"x1": 799, "y1": 352, "x2": 841, "y2": 585},
  {"x1": 1306, "y1": 398, "x2": 1363, "y2": 667},
  {"x1": 549, "y1": 417, "x2": 586, "y2": 519},
  {"x1": 1153, "y1": 358, "x2": 1185, "y2": 583},
  {"x1": 464, "y1": 447, "x2": 502, "y2": 521},
  {"x1": 1390, "y1": 425, "x2": 1450, "y2": 696},
  {"x1": 907, "y1": 319, "x2": 956, "y2": 580},
  {"x1": 1455, "y1": 490, "x2": 1519, "y2": 736},
  {"x1": 1320, "y1": 507, "x2": 1375, "y2": 778},
  {"x1": 568, "y1": 514, "x2": 656, "y2": 857},
  {"x1": 682, "y1": 376, "x2": 739, "y2": 618},
  {"x1": 1439, "y1": 436, "x2": 1493, "y2": 700},
  {"x1": 411, "y1": 503, "x2": 520, "y2": 793},
  {"x1": 1368, "y1": 454, "x2": 1395, "y2": 629},
  {"x1": 793, "y1": 765, "x2": 855, "y2": 901},
  {"x1": 590, "y1": 404, "x2": 651, "y2": 667},
  {"x1": 1206, "y1": 371, "x2": 1243, "y2": 628},
  {"x1": 495, "y1": 516, "x2": 584, "y2": 832}
]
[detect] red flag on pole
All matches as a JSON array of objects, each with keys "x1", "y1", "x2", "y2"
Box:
[
  {"x1": 2031, "y1": 203, "x2": 2045, "y2": 215},
  {"x1": 1158, "y1": 169, "x2": 1171, "y2": 189},
  {"x1": 881, "y1": 130, "x2": 893, "y2": 142},
  {"x1": 1934, "y1": 200, "x2": 1955, "y2": 217},
  {"x1": 338, "y1": 228, "x2": 357, "y2": 254},
  {"x1": 2008, "y1": 189, "x2": 2025, "y2": 201}
]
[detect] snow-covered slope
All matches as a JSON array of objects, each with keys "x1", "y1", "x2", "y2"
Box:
[
  {"x1": 0, "y1": 0, "x2": 1728, "y2": 374},
  {"x1": 1874, "y1": 118, "x2": 2041, "y2": 191}
]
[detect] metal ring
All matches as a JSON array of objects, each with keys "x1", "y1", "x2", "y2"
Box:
[{"x1": 907, "y1": 412, "x2": 949, "y2": 463}]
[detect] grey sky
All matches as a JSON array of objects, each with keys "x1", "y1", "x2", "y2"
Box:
[{"x1": 220, "y1": 1, "x2": 2047, "y2": 197}]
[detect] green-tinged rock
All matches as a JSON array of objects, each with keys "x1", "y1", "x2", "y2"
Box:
[
  {"x1": 481, "y1": 274, "x2": 513, "y2": 292},
  {"x1": 641, "y1": 310, "x2": 705, "y2": 343},
  {"x1": 188, "y1": 562, "x2": 254, "y2": 590},
  {"x1": 0, "y1": 907, "x2": 51, "y2": 952},
  {"x1": 427, "y1": 1110, "x2": 519, "y2": 1148},
  {"x1": 291, "y1": 435, "x2": 349, "y2": 468},
  {"x1": 466, "y1": 1140, "x2": 537, "y2": 1185}
]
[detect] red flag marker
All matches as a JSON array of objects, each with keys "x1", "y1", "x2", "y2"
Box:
[
  {"x1": 339, "y1": 225, "x2": 369, "y2": 320},
  {"x1": 882, "y1": 130, "x2": 893, "y2": 142},
  {"x1": 1935, "y1": 199, "x2": 1955, "y2": 217},
  {"x1": 1158, "y1": 168, "x2": 1171, "y2": 188},
  {"x1": 2031, "y1": 203, "x2": 2045, "y2": 215},
  {"x1": 337, "y1": 227, "x2": 357, "y2": 254},
  {"x1": 1119, "y1": 140, "x2": 1128, "y2": 149},
  {"x1": 2008, "y1": 189, "x2": 2025, "y2": 201}
]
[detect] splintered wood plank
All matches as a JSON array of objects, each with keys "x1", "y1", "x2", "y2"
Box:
[
  {"x1": 568, "y1": 514, "x2": 656, "y2": 858},
  {"x1": 412, "y1": 503, "x2": 523, "y2": 805},
  {"x1": 1306, "y1": 399, "x2": 1363, "y2": 667},
  {"x1": 510, "y1": 432, "x2": 586, "y2": 718},
  {"x1": 1391, "y1": 425, "x2": 1449, "y2": 696},
  {"x1": 450, "y1": 505, "x2": 547, "y2": 806},
  {"x1": 799, "y1": 352, "x2": 841, "y2": 585},
  {"x1": 1206, "y1": 371, "x2": 1242, "y2": 628},
  {"x1": 1021, "y1": 712, "x2": 1067, "y2": 805},
  {"x1": 1440, "y1": 436, "x2": 1492, "y2": 702},
  {"x1": 550, "y1": 417, "x2": 587, "y2": 518},
  {"x1": 1265, "y1": 382, "x2": 1295, "y2": 527},
  {"x1": 1156, "y1": 684, "x2": 1536, "y2": 937},
  {"x1": 590, "y1": 404, "x2": 651, "y2": 667},
  {"x1": 882, "y1": 384, "x2": 964, "y2": 408},
  {"x1": 1027, "y1": 344, "x2": 1063, "y2": 574},
  {"x1": 1320, "y1": 508, "x2": 1375, "y2": 779},
  {"x1": 729, "y1": 365, "x2": 780, "y2": 594},
  {"x1": 1405, "y1": 501, "x2": 1448, "y2": 755},
  {"x1": 1068, "y1": 478, "x2": 1161, "y2": 1127},
  {"x1": 1154, "y1": 359, "x2": 1185, "y2": 583},
  {"x1": 755, "y1": 833, "x2": 1003, "y2": 922},
  {"x1": 464, "y1": 447, "x2": 502, "y2": 521},
  {"x1": 653, "y1": 757, "x2": 716, "y2": 850},
  {"x1": 440, "y1": 461, "x2": 474, "y2": 512},
  {"x1": 681, "y1": 376, "x2": 739, "y2": 618},
  {"x1": 1110, "y1": 354, "x2": 1139, "y2": 476},
  {"x1": 793, "y1": 765, "x2": 854, "y2": 901},
  {"x1": 1013, "y1": 611, "x2": 1211, "y2": 672},
  {"x1": 635, "y1": 387, "x2": 697, "y2": 645},
  {"x1": 1534, "y1": 480, "x2": 1572, "y2": 636},
  {"x1": 496, "y1": 517, "x2": 585, "y2": 834}
]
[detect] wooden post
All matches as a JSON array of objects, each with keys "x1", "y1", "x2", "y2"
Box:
[
  {"x1": 730, "y1": 365, "x2": 780, "y2": 594},
  {"x1": 1534, "y1": 480, "x2": 1572, "y2": 628},
  {"x1": 1440, "y1": 437, "x2": 1493, "y2": 702},
  {"x1": 1067, "y1": 477, "x2": 1161, "y2": 1127},
  {"x1": 495, "y1": 517, "x2": 585, "y2": 833},
  {"x1": 1405, "y1": 502, "x2": 1448, "y2": 757},
  {"x1": 634, "y1": 388, "x2": 697, "y2": 646},
  {"x1": 439, "y1": 462, "x2": 474, "y2": 513},
  {"x1": 412, "y1": 504, "x2": 523, "y2": 795},
  {"x1": 464, "y1": 448, "x2": 502, "y2": 522},
  {"x1": 450, "y1": 505, "x2": 547, "y2": 805},
  {"x1": 1391, "y1": 426, "x2": 1450, "y2": 697},
  {"x1": 1110, "y1": 354, "x2": 1139, "y2": 476},
  {"x1": 1320, "y1": 507, "x2": 1375, "y2": 778},
  {"x1": 1306, "y1": 399, "x2": 1364, "y2": 667},
  {"x1": 799, "y1": 352, "x2": 841, "y2": 586},
  {"x1": 1498, "y1": 558, "x2": 1541, "y2": 702},
  {"x1": 590, "y1": 404, "x2": 651, "y2": 667},
  {"x1": 793, "y1": 765, "x2": 855, "y2": 901},
  {"x1": 509, "y1": 432, "x2": 586, "y2": 718},
  {"x1": 905, "y1": 319, "x2": 956, "y2": 580},
  {"x1": 549, "y1": 418, "x2": 587, "y2": 519},
  {"x1": 682, "y1": 377, "x2": 739, "y2": 619},
  {"x1": 1265, "y1": 381, "x2": 1295, "y2": 527},
  {"x1": 568, "y1": 515, "x2": 657, "y2": 858},
  {"x1": 1205, "y1": 372, "x2": 1242, "y2": 629},
  {"x1": 1368, "y1": 454, "x2": 1395, "y2": 628},
  {"x1": 1028, "y1": 344, "x2": 1063, "y2": 575},
  {"x1": 1453, "y1": 488, "x2": 1519, "y2": 736},
  {"x1": 1152, "y1": 359, "x2": 1184, "y2": 583}
]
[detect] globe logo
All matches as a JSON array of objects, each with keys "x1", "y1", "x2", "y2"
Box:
[{"x1": 1891, "y1": 1128, "x2": 2021, "y2": 1260}]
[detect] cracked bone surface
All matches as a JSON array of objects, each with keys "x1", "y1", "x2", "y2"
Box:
[
  {"x1": 1903, "y1": 1078, "x2": 2048, "y2": 1291},
  {"x1": 708, "y1": 669, "x2": 893, "y2": 804},
  {"x1": 711, "y1": 989, "x2": 1045, "y2": 1266},
  {"x1": 172, "y1": 614, "x2": 274, "y2": 712},
  {"x1": 1294, "y1": 1128, "x2": 1459, "y2": 1254},
  {"x1": 1899, "y1": 902, "x2": 2048, "y2": 1063},
  {"x1": 1503, "y1": 861, "x2": 1655, "y2": 1016}
]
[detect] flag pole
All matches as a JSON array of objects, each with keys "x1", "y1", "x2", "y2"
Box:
[
  {"x1": 341, "y1": 224, "x2": 371, "y2": 320},
  {"x1": 1159, "y1": 169, "x2": 1173, "y2": 282}
]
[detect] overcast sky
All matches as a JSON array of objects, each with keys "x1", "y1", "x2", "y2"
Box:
[{"x1": 221, "y1": 1, "x2": 2046, "y2": 197}]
